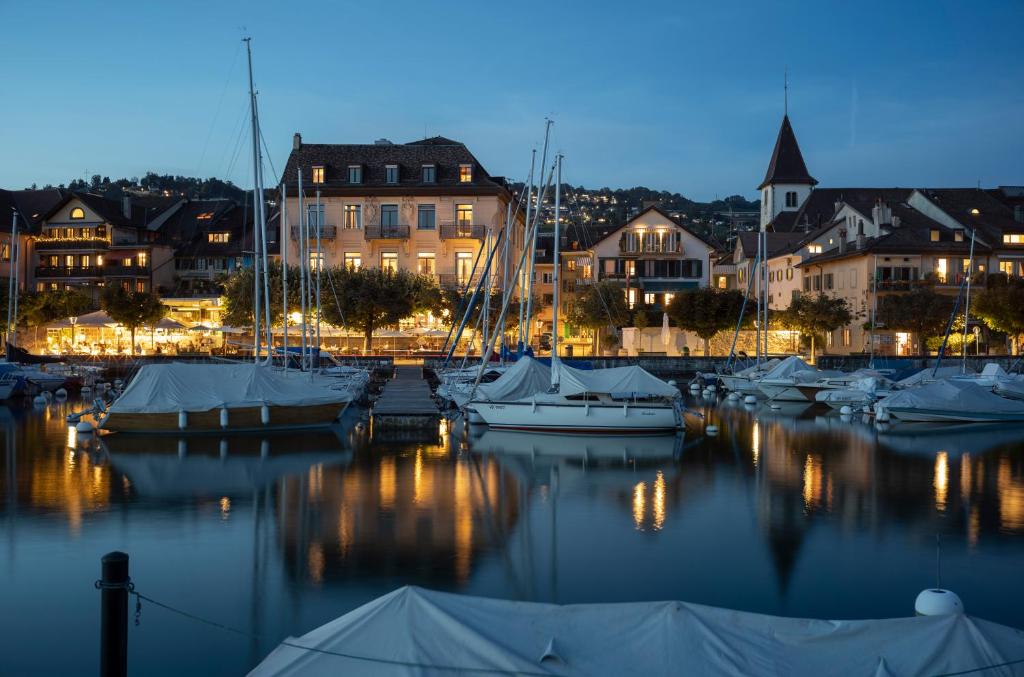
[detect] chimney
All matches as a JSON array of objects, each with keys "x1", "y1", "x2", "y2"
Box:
[
  {"x1": 293, "y1": 133, "x2": 302, "y2": 150},
  {"x1": 856, "y1": 220, "x2": 866, "y2": 249},
  {"x1": 834, "y1": 200, "x2": 843, "y2": 214},
  {"x1": 872, "y1": 199, "x2": 892, "y2": 227},
  {"x1": 122, "y1": 196, "x2": 131, "y2": 219},
  {"x1": 838, "y1": 228, "x2": 848, "y2": 254}
]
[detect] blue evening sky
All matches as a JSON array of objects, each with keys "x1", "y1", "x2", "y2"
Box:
[{"x1": 1, "y1": 0, "x2": 1021, "y2": 201}]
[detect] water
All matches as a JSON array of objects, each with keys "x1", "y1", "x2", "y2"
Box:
[{"x1": 1, "y1": 396, "x2": 1023, "y2": 675}]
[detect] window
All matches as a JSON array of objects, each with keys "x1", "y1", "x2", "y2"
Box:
[
  {"x1": 422, "y1": 164, "x2": 436, "y2": 183},
  {"x1": 348, "y1": 165, "x2": 362, "y2": 184},
  {"x1": 717, "y1": 276, "x2": 727, "y2": 289},
  {"x1": 824, "y1": 273, "x2": 834, "y2": 290},
  {"x1": 137, "y1": 252, "x2": 148, "y2": 267},
  {"x1": 64, "y1": 254, "x2": 76, "y2": 267},
  {"x1": 309, "y1": 252, "x2": 324, "y2": 271},
  {"x1": 1004, "y1": 234, "x2": 1024, "y2": 244},
  {"x1": 808, "y1": 244, "x2": 822, "y2": 254},
  {"x1": 954, "y1": 230, "x2": 964, "y2": 242},
  {"x1": 0, "y1": 243, "x2": 8, "y2": 261},
  {"x1": 417, "y1": 204, "x2": 436, "y2": 230},
  {"x1": 70, "y1": 207, "x2": 85, "y2": 220},
  {"x1": 813, "y1": 276, "x2": 821, "y2": 291},
  {"x1": 344, "y1": 205, "x2": 361, "y2": 230},
  {"x1": 344, "y1": 252, "x2": 361, "y2": 270},
  {"x1": 456, "y1": 203, "x2": 473, "y2": 226},
  {"x1": 306, "y1": 204, "x2": 325, "y2": 229},
  {"x1": 459, "y1": 164, "x2": 473, "y2": 183},
  {"x1": 930, "y1": 229, "x2": 940, "y2": 242},
  {"x1": 850, "y1": 269, "x2": 857, "y2": 288},
  {"x1": 312, "y1": 166, "x2": 325, "y2": 184},
  {"x1": 936, "y1": 258, "x2": 948, "y2": 283},
  {"x1": 627, "y1": 288, "x2": 637, "y2": 309},
  {"x1": 380, "y1": 252, "x2": 398, "y2": 272},
  {"x1": 385, "y1": 165, "x2": 399, "y2": 184},
  {"x1": 136, "y1": 281, "x2": 145, "y2": 293},
  {"x1": 644, "y1": 292, "x2": 656, "y2": 305},
  {"x1": 380, "y1": 204, "x2": 398, "y2": 227},
  {"x1": 208, "y1": 232, "x2": 230, "y2": 243},
  {"x1": 417, "y1": 253, "x2": 435, "y2": 275},
  {"x1": 843, "y1": 328, "x2": 852, "y2": 346},
  {"x1": 664, "y1": 292, "x2": 674, "y2": 306},
  {"x1": 456, "y1": 252, "x2": 473, "y2": 284},
  {"x1": 96, "y1": 255, "x2": 104, "y2": 266},
  {"x1": 786, "y1": 268, "x2": 793, "y2": 280},
  {"x1": 542, "y1": 272, "x2": 553, "y2": 284},
  {"x1": 785, "y1": 191, "x2": 798, "y2": 208},
  {"x1": 122, "y1": 257, "x2": 133, "y2": 267}
]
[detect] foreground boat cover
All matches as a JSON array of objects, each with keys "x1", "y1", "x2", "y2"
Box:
[
  {"x1": 556, "y1": 362, "x2": 678, "y2": 398},
  {"x1": 108, "y1": 363, "x2": 347, "y2": 413},
  {"x1": 249, "y1": 586, "x2": 1024, "y2": 676},
  {"x1": 876, "y1": 379, "x2": 1024, "y2": 417},
  {"x1": 475, "y1": 356, "x2": 551, "y2": 401},
  {"x1": 760, "y1": 355, "x2": 815, "y2": 380}
]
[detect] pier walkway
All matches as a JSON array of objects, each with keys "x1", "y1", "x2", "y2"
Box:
[{"x1": 372, "y1": 366, "x2": 440, "y2": 430}]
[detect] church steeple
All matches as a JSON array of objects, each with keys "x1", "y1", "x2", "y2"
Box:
[{"x1": 759, "y1": 115, "x2": 816, "y2": 190}]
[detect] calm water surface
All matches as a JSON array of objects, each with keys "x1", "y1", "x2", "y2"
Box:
[{"x1": 1, "y1": 395, "x2": 1023, "y2": 675}]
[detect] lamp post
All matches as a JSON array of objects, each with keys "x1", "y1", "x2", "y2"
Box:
[{"x1": 69, "y1": 316, "x2": 78, "y2": 354}]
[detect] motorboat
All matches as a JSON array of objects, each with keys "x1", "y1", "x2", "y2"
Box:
[
  {"x1": 99, "y1": 362, "x2": 351, "y2": 434},
  {"x1": 815, "y1": 376, "x2": 893, "y2": 411},
  {"x1": 474, "y1": 428, "x2": 683, "y2": 461},
  {"x1": 874, "y1": 379, "x2": 1024, "y2": 423},
  {"x1": 718, "y1": 358, "x2": 782, "y2": 396}
]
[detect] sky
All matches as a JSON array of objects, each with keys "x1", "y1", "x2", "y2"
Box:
[{"x1": 1, "y1": 0, "x2": 1022, "y2": 202}]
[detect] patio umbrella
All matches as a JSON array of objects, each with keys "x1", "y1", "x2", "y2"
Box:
[
  {"x1": 154, "y1": 317, "x2": 187, "y2": 330},
  {"x1": 189, "y1": 324, "x2": 214, "y2": 331},
  {"x1": 48, "y1": 310, "x2": 118, "y2": 329},
  {"x1": 661, "y1": 313, "x2": 671, "y2": 347}
]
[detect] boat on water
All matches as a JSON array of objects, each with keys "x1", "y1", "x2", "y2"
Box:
[
  {"x1": 249, "y1": 586, "x2": 1024, "y2": 677},
  {"x1": 717, "y1": 358, "x2": 782, "y2": 396},
  {"x1": 814, "y1": 375, "x2": 893, "y2": 411},
  {"x1": 475, "y1": 427, "x2": 683, "y2": 461},
  {"x1": 874, "y1": 379, "x2": 1024, "y2": 423},
  {"x1": 99, "y1": 362, "x2": 351, "y2": 434}
]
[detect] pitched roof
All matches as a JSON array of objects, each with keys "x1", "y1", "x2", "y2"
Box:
[
  {"x1": 0, "y1": 188, "x2": 64, "y2": 233},
  {"x1": 588, "y1": 205, "x2": 717, "y2": 250},
  {"x1": 918, "y1": 188, "x2": 1021, "y2": 243},
  {"x1": 736, "y1": 231, "x2": 807, "y2": 260},
  {"x1": 768, "y1": 187, "x2": 913, "y2": 233},
  {"x1": 758, "y1": 115, "x2": 817, "y2": 190},
  {"x1": 281, "y1": 136, "x2": 508, "y2": 195},
  {"x1": 41, "y1": 192, "x2": 180, "y2": 228}
]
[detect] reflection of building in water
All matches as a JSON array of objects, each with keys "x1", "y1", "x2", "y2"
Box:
[{"x1": 276, "y1": 446, "x2": 519, "y2": 586}]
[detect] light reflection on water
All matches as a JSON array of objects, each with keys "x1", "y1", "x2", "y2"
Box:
[{"x1": 0, "y1": 397, "x2": 1023, "y2": 675}]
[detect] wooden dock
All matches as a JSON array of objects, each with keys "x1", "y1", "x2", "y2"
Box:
[{"x1": 372, "y1": 366, "x2": 440, "y2": 430}]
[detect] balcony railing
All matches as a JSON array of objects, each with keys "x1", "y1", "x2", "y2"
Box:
[
  {"x1": 618, "y1": 241, "x2": 683, "y2": 256},
  {"x1": 289, "y1": 225, "x2": 337, "y2": 240},
  {"x1": 439, "y1": 223, "x2": 485, "y2": 240},
  {"x1": 437, "y1": 273, "x2": 482, "y2": 289},
  {"x1": 105, "y1": 265, "x2": 150, "y2": 277},
  {"x1": 177, "y1": 269, "x2": 216, "y2": 280},
  {"x1": 364, "y1": 224, "x2": 410, "y2": 240},
  {"x1": 598, "y1": 270, "x2": 699, "y2": 282},
  {"x1": 35, "y1": 266, "x2": 103, "y2": 278},
  {"x1": 33, "y1": 237, "x2": 110, "y2": 251}
]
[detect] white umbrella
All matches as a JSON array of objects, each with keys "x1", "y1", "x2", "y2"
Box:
[
  {"x1": 661, "y1": 313, "x2": 671, "y2": 347},
  {"x1": 154, "y1": 317, "x2": 187, "y2": 330}
]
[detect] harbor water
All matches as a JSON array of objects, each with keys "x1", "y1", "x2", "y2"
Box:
[{"x1": 1, "y1": 395, "x2": 1023, "y2": 674}]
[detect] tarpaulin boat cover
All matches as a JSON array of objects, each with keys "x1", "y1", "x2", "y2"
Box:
[
  {"x1": 761, "y1": 355, "x2": 815, "y2": 380},
  {"x1": 107, "y1": 363, "x2": 348, "y2": 414},
  {"x1": 898, "y1": 365, "x2": 974, "y2": 387},
  {"x1": 876, "y1": 379, "x2": 1024, "y2": 418},
  {"x1": 733, "y1": 358, "x2": 780, "y2": 377},
  {"x1": 555, "y1": 361, "x2": 678, "y2": 398},
  {"x1": 249, "y1": 586, "x2": 1024, "y2": 677},
  {"x1": 475, "y1": 356, "x2": 551, "y2": 401}
]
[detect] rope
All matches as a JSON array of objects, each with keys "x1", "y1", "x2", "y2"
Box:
[
  {"x1": 931, "y1": 656, "x2": 1024, "y2": 676},
  {"x1": 130, "y1": 590, "x2": 552, "y2": 675}
]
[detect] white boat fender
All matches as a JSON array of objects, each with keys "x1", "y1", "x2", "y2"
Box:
[
  {"x1": 178, "y1": 410, "x2": 188, "y2": 430},
  {"x1": 623, "y1": 402, "x2": 628, "y2": 417},
  {"x1": 770, "y1": 403, "x2": 781, "y2": 410},
  {"x1": 689, "y1": 383, "x2": 700, "y2": 392},
  {"x1": 840, "y1": 405, "x2": 853, "y2": 416},
  {"x1": 744, "y1": 395, "x2": 757, "y2": 404},
  {"x1": 220, "y1": 407, "x2": 229, "y2": 429},
  {"x1": 726, "y1": 392, "x2": 739, "y2": 402},
  {"x1": 75, "y1": 421, "x2": 94, "y2": 434},
  {"x1": 915, "y1": 589, "x2": 963, "y2": 616},
  {"x1": 260, "y1": 404, "x2": 270, "y2": 425},
  {"x1": 55, "y1": 388, "x2": 68, "y2": 398},
  {"x1": 705, "y1": 424, "x2": 719, "y2": 436},
  {"x1": 220, "y1": 439, "x2": 228, "y2": 458},
  {"x1": 706, "y1": 385, "x2": 716, "y2": 393}
]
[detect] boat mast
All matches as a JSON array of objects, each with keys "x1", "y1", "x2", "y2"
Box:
[
  {"x1": 523, "y1": 120, "x2": 552, "y2": 351},
  {"x1": 5, "y1": 209, "x2": 19, "y2": 350},
  {"x1": 281, "y1": 183, "x2": 288, "y2": 369},
  {"x1": 314, "y1": 188, "x2": 322, "y2": 371},
  {"x1": 298, "y1": 169, "x2": 307, "y2": 369},
  {"x1": 517, "y1": 149, "x2": 536, "y2": 355},
  {"x1": 754, "y1": 229, "x2": 762, "y2": 368},
  {"x1": 550, "y1": 154, "x2": 563, "y2": 389},
  {"x1": 244, "y1": 37, "x2": 264, "y2": 363},
  {"x1": 961, "y1": 227, "x2": 976, "y2": 373},
  {"x1": 869, "y1": 254, "x2": 878, "y2": 368}
]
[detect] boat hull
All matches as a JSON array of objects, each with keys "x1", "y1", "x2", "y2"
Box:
[
  {"x1": 471, "y1": 400, "x2": 681, "y2": 434},
  {"x1": 759, "y1": 382, "x2": 812, "y2": 402},
  {"x1": 883, "y1": 407, "x2": 1024, "y2": 423},
  {"x1": 100, "y1": 401, "x2": 347, "y2": 434},
  {"x1": 719, "y1": 375, "x2": 763, "y2": 395}
]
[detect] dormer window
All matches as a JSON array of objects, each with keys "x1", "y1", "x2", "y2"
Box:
[
  {"x1": 70, "y1": 207, "x2": 85, "y2": 220},
  {"x1": 348, "y1": 165, "x2": 362, "y2": 184},
  {"x1": 930, "y1": 229, "x2": 940, "y2": 242},
  {"x1": 807, "y1": 244, "x2": 822, "y2": 254},
  {"x1": 1004, "y1": 234, "x2": 1024, "y2": 244},
  {"x1": 312, "y1": 166, "x2": 325, "y2": 184},
  {"x1": 422, "y1": 164, "x2": 436, "y2": 183},
  {"x1": 385, "y1": 165, "x2": 399, "y2": 184},
  {"x1": 954, "y1": 230, "x2": 964, "y2": 242},
  {"x1": 208, "y1": 232, "x2": 230, "y2": 243},
  {"x1": 459, "y1": 164, "x2": 473, "y2": 183},
  {"x1": 785, "y1": 191, "x2": 798, "y2": 208}
]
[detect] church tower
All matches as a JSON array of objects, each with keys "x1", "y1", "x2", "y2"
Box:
[{"x1": 759, "y1": 115, "x2": 817, "y2": 229}]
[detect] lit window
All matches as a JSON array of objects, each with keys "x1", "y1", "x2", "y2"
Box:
[
  {"x1": 123, "y1": 257, "x2": 133, "y2": 267},
  {"x1": 422, "y1": 164, "x2": 436, "y2": 183},
  {"x1": 417, "y1": 252, "x2": 436, "y2": 275},
  {"x1": 936, "y1": 258, "x2": 948, "y2": 283},
  {"x1": 1003, "y1": 233, "x2": 1024, "y2": 244},
  {"x1": 385, "y1": 165, "x2": 399, "y2": 184},
  {"x1": 931, "y1": 229, "x2": 940, "y2": 242},
  {"x1": 70, "y1": 207, "x2": 85, "y2": 220},
  {"x1": 96, "y1": 255, "x2": 104, "y2": 266},
  {"x1": 627, "y1": 288, "x2": 637, "y2": 309},
  {"x1": 717, "y1": 276, "x2": 727, "y2": 289},
  {"x1": 0, "y1": 243, "x2": 8, "y2": 261},
  {"x1": 136, "y1": 281, "x2": 145, "y2": 293},
  {"x1": 644, "y1": 292, "x2": 656, "y2": 305},
  {"x1": 208, "y1": 232, "x2": 230, "y2": 243},
  {"x1": 344, "y1": 252, "x2": 361, "y2": 270},
  {"x1": 459, "y1": 164, "x2": 473, "y2": 183},
  {"x1": 344, "y1": 205, "x2": 361, "y2": 230},
  {"x1": 456, "y1": 252, "x2": 473, "y2": 284},
  {"x1": 348, "y1": 165, "x2": 362, "y2": 184},
  {"x1": 417, "y1": 205, "x2": 435, "y2": 230},
  {"x1": 137, "y1": 252, "x2": 148, "y2": 267},
  {"x1": 954, "y1": 230, "x2": 964, "y2": 242},
  {"x1": 664, "y1": 292, "x2": 674, "y2": 305},
  {"x1": 808, "y1": 244, "x2": 822, "y2": 254},
  {"x1": 312, "y1": 166, "x2": 325, "y2": 184},
  {"x1": 196, "y1": 212, "x2": 214, "y2": 221},
  {"x1": 64, "y1": 254, "x2": 74, "y2": 267},
  {"x1": 309, "y1": 252, "x2": 324, "y2": 271},
  {"x1": 456, "y1": 203, "x2": 473, "y2": 226},
  {"x1": 381, "y1": 252, "x2": 398, "y2": 272}
]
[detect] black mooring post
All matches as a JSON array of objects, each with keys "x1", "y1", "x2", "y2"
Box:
[{"x1": 99, "y1": 551, "x2": 129, "y2": 677}]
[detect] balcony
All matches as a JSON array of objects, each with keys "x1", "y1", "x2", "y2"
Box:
[
  {"x1": 105, "y1": 265, "x2": 150, "y2": 277},
  {"x1": 437, "y1": 273, "x2": 480, "y2": 289},
  {"x1": 364, "y1": 224, "x2": 410, "y2": 240},
  {"x1": 289, "y1": 225, "x2": 337, "y2": 240},
  {"x1": 618, "y1": 240, "x2": 683, "y2": 256},
  {"x1": 439, "y1": 223, "x2": 485, "y2": 240},
  {"x1": 33, "y1": 237, "x2": 110, "y2": 251},
  {"x1": 177, "y1": 269, "x2": 216, "y2": 280},
  {"x1": 35, "y1": 266, "x2": 103, "y2": 278}
]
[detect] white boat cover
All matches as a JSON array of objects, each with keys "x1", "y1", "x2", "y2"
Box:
[
  {"x1": 760, "y1": 355, "x2": 815, "y2": 380},
  {"x1": 555, "y1": 361, "x2": 678, "y2": 398},
  {"x1": 108, "y1": 363, "x2": 348, "y2": 414},
  {"x1": 876, "y1": 379, "x2": 1024, "y2": 417},
  {"x1": 249, "y1": 586, "x2": 1024, "y2": 677},
  {"x1": 733, "y1": 358, "x2": 780, "y2": 377},
  {"x1": 898, "y1": 365, "x2": 974, "y2": 387},
  {"x1": 475, "y1": 357, "x2": 551, "y2": 401}
]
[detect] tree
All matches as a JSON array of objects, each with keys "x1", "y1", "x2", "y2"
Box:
[
  {"x1": 221, "y1": 261, "x2": 302, "y2": 329},
  {"x1": 667, "y1": 288, "x2": 747, "y2": 356},
  {"x1": 875, "y1": 286, "x2": 956, "y2": 355},
  {"x1": 101, "y1": 286, "x2": 165, "y2": 354},
  {"x1": 778, "y1": 293, "x2": 852, "y2": 361},
  {"x1": 19, "y1": 289, "x2": 94, "y2": 327},
  {"x1": 319, "y1": 267, "x2": 439, "y2": 352},
  {"x1": 973, "y1": 273, "x2": 1024, "y2": 353},
  {"x1": 565, "y1": 281, "x2": 629, "y2": 355}
]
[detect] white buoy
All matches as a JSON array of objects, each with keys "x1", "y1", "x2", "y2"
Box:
[
  {"x1": 75, "y1": 420, "x2": 94, "y2": 434},
  {"x1": 55, "y1": 388, "x2": 68, "y2": 398},
  {"x1": 915, "y1": 589, "x2": 963, "y2": 616},
  {"x1": 667, "y1": 380, "x2": 677, "y2": 387},
  {"x1": 840, "y1": 405, "x2": 853, "y2": 416},
  {"x1": 726, "y1": 392, "x2": 739, "y2": 401},
  {"x1": 178, "y1": 410, "x2": 188, "y2": 430},
  {"x1": 219, "y1": 407, "x2": 229, "y2": 429},
  {"x1": 705, "y1": 424, "x2": 719, "y2": 436},
  {"x1": 744, "y1": 395, "x2": 757, "y2": 405},
  {"x1": 689, "y1": 383, "x2": 700, "y2": 392},
  {"x1": 260, "y1": 405, "x2": 270, "y2": 425},
  {"x1": 706, "y1": 385, "x2": 717, "y2": 393},
  {"x1": 33, "y1": 395, "x2": 47, "y2": 406}
]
